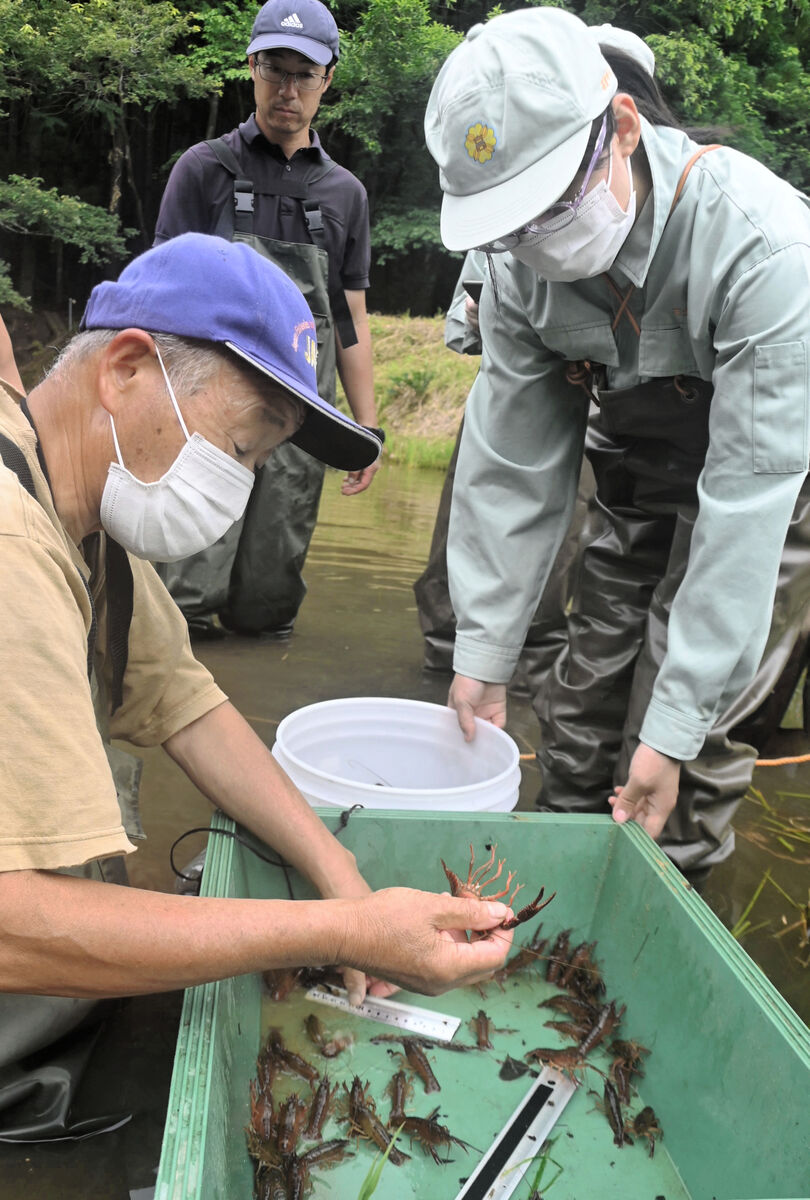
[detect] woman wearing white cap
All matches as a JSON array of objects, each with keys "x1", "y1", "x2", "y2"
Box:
[{"x1": 424, "y1": 8, "x2": 810, "y2": 883}]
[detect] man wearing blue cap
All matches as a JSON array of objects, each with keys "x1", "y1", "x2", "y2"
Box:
[
  {"x1": 154, "y1": 0, "x2": 382, "y2": 642},
  {"x1": 0, "y1": 234, "x2": 509, "y2": 1139}
]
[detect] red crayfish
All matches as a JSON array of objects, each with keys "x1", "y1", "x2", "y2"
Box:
[{"x1": 441, "y1": 843, "x2": 555, "y2": 930}]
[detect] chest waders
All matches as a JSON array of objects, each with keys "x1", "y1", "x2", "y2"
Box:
[
  {"x1": 0, "y1": 428, "x2": 141, "y2": 1140},
  {"x1": 159, "y1": 139, "x2": 357, "y2": 635},
  {"x1": 413, "y1": 414, "x2": 595, "y2": 690},
  {"x1": 534, "y1": 150, "x2": 810, "y2": 876}
]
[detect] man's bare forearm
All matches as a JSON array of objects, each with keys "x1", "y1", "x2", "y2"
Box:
[
  {"x1": 0, "y1": 869, "x2": 344, "y2": 998},
  {"x1": 336, "y1": 290, "x2": 376, "y2": 426},
  {"x1": 0, "y1": 869, "x2": 515, "y2": 999},
  {"x1": 164, "y1": 701, "x2": 367, "y2": 900}
]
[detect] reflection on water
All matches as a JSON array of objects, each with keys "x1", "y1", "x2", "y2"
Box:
[
  {"x1": 4, "y1": 461, "x2": 807, "y2": 1198},
  {"x1": 702, "y1": 775, "x2": 810, "y2": 1020}
]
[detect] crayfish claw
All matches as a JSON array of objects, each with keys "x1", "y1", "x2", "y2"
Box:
[
  {"x1": 500, "y1": 887, "x2": 556, "y2": 930},
  {"x1": 441, "y1": 860, "x2": 465, "y2": 896}
]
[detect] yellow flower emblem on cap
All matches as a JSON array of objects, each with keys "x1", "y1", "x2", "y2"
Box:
[{"x1": 465, "y1": 122, "x2": 496, "y2": 163}]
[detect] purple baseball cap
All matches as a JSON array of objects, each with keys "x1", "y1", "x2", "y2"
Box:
[
  {"x1": 246, "y1": 0, "x2": 340, "y2": 66},
  {"x1": 81, "y1": 234, "x2": 379, "y2": 471}
]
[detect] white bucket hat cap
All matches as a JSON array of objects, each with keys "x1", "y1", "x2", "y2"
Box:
[
  {"x1": 590, "y1": 23, "x2": 656, "y2": 77},
  {"x1": 424, "y1": 8, "x2": 617, "y2": 252}
]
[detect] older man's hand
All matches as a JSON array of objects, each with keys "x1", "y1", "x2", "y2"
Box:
[{"x1": 334, "y1": 887, "x2": 514, "y2": 998}]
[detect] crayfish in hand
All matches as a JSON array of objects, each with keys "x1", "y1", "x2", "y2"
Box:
[{"x1": 441, "y1": 843, "x2": 555, "y2": 930}]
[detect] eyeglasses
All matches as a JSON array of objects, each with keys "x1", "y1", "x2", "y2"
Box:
[
  {"x1": 474, "y1": 113, "x2": 609, "y2": 254},
  {"x1": 255, "y1": 60, "x2": 328, "y2": 91}
]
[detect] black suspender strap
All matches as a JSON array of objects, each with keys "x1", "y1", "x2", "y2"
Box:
[
  {"x1": 302, "y1": 200, "x2": 358, "y2": 348},
  {"x1": 207, "y1": 138, "x2": 256, "y2": 238},
  {"x1": 0, "y1": 428, "x2": 132, "y2": 712},
  {"x1": 104, "y1": 536, "x2": 133, "y2": 714},
  {"x1": 0, "y1": 430, "x2": 35, "y2": 495},
  {"x1": 205, "y1": 137, "x2": 358, "y2": 347}
]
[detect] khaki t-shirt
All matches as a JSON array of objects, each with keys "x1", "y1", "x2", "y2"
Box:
[{"x1": 0, "y1": 384, "x2": 226, "y2": 871}]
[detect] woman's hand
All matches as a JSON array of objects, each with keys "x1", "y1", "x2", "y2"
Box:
[
  {"x1": 448, "y1": 675, "x2": 507, "y2": 742},
  {"x1": 609, "y1": 744, "x2": 681, "y2": 839}
]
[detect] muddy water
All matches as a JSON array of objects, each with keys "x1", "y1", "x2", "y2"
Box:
[{"x1": 2, "y1": 461, "x2": 807, "y2": 1199}]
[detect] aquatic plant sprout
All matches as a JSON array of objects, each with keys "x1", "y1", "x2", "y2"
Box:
[{"x1": 355, "y1": 1124, "x2": 405, "y2": 1200}]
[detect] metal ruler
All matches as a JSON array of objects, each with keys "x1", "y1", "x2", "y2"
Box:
[
  {"x1": 453, "y1": 1068, "x2": 577, "y2": 1200},
  {"x1": 305, "y1": 985, "x2": 461, "y2": 1042}
]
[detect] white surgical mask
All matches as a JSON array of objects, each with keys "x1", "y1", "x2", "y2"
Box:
[
  {"x1": 510, "y1": 153, "x2": 636, "y2": 282},
  {"x1": 100, "y1": 347, "x2": 255, "y2": 562}
]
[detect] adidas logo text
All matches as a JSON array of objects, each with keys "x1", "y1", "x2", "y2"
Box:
[{"x1": 280, "y1": 13, "x2": 304, "y2": 28}]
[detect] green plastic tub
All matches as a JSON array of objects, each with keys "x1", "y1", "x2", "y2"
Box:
[{"x1": 156, "y1": 811, "x2": 810, "y2": 1200}]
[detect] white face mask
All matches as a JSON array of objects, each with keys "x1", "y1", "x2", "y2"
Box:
[
  {"x1": 510, "y1": 152, "x2": 636, "y2": 282},
  {"x1": 100, "y1": 347, "x2": 256, "y2": 562}
]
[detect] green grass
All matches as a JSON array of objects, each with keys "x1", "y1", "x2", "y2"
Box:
[
  {"x1": 337, "y1": 312, "x2": 478, "y2": 449},
  {"x1": 354, "y1": 1124, "x2": 405, "y2": 1200},
  {"x1": 384, "y1": 432, "x2": 457, "y2": 471},
  {"x1": 525, "y1": 1139, "x2": 564, "y2": 1196}
]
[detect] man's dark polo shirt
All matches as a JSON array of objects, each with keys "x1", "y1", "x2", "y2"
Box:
[{"x1": 154, "y1": 116, "x2": 370, "y2": 291}]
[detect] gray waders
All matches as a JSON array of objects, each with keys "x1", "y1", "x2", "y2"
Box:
[
  {"x1": 0, "y1": 425, "x2": 142, "y2": 1140},
  {"x1": 159, "y1": 140, "x2": 356, "y2": 635},
  {"x1": 413, "y1": 415, "x2": 595, "y2": 689},
  {"x1": 536, "y1": 373, "x2": 810, "y2": 873}
]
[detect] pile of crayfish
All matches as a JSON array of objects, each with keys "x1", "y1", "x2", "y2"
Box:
[
  {"x1": 341, "y1": 1070, "x2": 474, "y2": 1167},
  {"x1": 246, "y1": 1028, "x2": 352, "y2": 1200},
  {"x1": 247, "y1": 843, "x2": 664, "y2": 1196},
  {"x1": 246, "y1": 1022, "x2": 476, "y2": 1197},
  {"x1": 506, "y1": 925, "x2": 663, "y2": 1156}
]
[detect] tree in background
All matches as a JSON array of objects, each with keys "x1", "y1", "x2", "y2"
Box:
[
  {"x1": 574, "y1": 0, "x2": 810, "y2": 181},
  {"x1": 2, "y1": 0, "x2": 810, "y2": 317},
  {"x1": 321, "y1": 0, "x2": 463, "y2": 310},
  {"x1": 185, "y1": 2, "x2": 255, "y2": 141},
  {"x1": 0, "y1": 175, "x2": 128, "y2": 308},
  {"x1": 0, "y1": 0, "x2": 206, "y2": 308}
]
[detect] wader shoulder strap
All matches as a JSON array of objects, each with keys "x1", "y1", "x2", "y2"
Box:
[
  {"x1": 205, "y1": 137, "x2": 358, "y2": 348},
  {"x1": 0, "y1": 431, "x2": 34, "y2": 495},
  {"x1": 207, "y1": 138, "x2": 257, "y2": 239},
  {"x1": 301, "y1": 199, "x2": 358, "y2": 349},
  {"x1": 668, "y1": 144, "x2": 722, "y2": 217},
  {"x1": 0, "y1": 432, "x2": 131, "y2": 712},
  {"x1": 104, "y1": 538, "x2": 133, "y2": 714},
  {"x1": 603, "y1": 143, "x2": 724, "y2": 337},
  {"x1": 566, "y1": 145, "x2": 724, "y2": 401}
]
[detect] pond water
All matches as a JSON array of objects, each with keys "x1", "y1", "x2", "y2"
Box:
[{"x1": 2, "y1": 460, "x2": 807, "y2": 1198}]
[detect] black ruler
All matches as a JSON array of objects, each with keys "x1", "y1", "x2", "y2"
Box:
[{"x1": 454, "y1": 1068, "x2": 577, "y2": 1200}]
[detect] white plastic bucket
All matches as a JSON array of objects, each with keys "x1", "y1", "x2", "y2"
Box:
[{"x1": 271, "y1": 697, "x2": 521, "y2": 812}]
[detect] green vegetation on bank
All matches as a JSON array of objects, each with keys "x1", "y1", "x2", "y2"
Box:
[
  {"x1": 337, "y1": 312, "x2": 480, "y2": 470},
  {"x1": 11, "y1": 307, "x2": 476, "y2": 471},
  {"x1": 5, "y1": 0, "x2": 810, "y2": 314}
]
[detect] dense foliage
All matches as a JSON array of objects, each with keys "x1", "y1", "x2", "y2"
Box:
[{"x1": 3, "y1": 0, "x2": 810, "y2": 315}]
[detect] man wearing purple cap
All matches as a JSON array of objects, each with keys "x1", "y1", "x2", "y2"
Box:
[
  {"x1": 0, "y1": 235, "x2": 509, "y2": 1139},
  {"x1": 154, "y1": 0, "x2": 382, "y2": 642}
]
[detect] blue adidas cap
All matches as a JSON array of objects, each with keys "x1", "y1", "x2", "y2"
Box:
[
  {"x1": 81, "y1": 234, "x2": 379, "y2": 471},
  {"x1": 246, "y1": 0, "x2": 340, "y2": 66}
]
